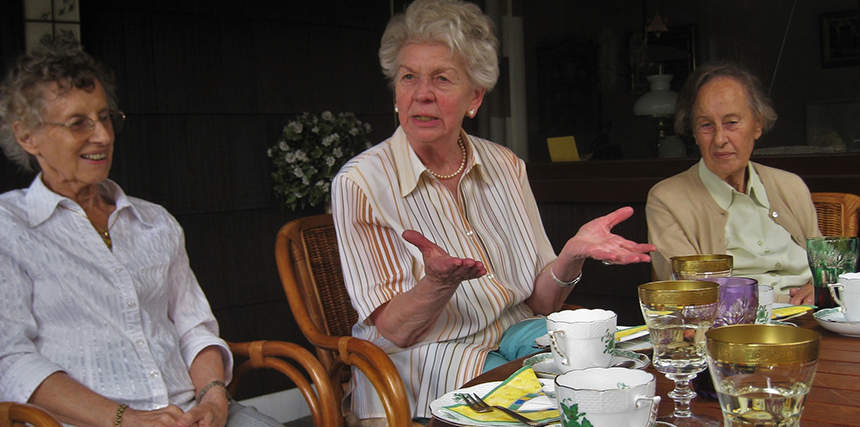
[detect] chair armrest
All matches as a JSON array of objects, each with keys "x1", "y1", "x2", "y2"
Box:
[
  {"x1": 227, "y1": 341, "x2": 342, "y2": 427},
  {"x1": 336, "y1": 337, "x2": 415, "y2": 427},
  {"x1": 0, "y1": 402, "x2": 62, "y2": 427}
]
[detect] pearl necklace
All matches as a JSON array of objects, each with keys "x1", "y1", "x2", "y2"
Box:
[
  {"x1": 60, "y1": 205, "x2": 116, "y2": 250},
  {"x1": 426, "y1": 137, "x2": 466, "y2": 180}
]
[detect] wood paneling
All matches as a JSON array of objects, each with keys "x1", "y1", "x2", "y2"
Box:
[{"x1": 0, "y1": 0, "x2": 404, "y2": 397}]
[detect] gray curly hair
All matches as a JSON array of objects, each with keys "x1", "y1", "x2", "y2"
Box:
[
  {"x1": 379, "y1": 0, "x2": 499, "y2": 92},
  {"x1": 0, "y1": 40, "x2": 118, "y2": 171},
  {"x1": 674, "y1": 61, "x2": 777, "y2": 136}
]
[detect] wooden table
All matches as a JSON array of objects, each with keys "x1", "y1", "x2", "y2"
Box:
[{"x1": 428, "y1": 313, "x2": 860, "y2": 426}]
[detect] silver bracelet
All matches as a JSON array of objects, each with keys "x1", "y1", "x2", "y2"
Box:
[
  {"x1": 196, "y1": 379, "x2": 229, "y2": 404},
  {"x1": 550, "y1": 268, "x2": 582, "y2": 288}
]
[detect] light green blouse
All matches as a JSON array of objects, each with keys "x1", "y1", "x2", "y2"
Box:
[{"x1": 698, "y1": 159, "x2": 812, "y2": 292}]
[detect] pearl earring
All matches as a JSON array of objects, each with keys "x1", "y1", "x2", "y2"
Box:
[
  {"x1": 394, "y1": 105, "x2": 399, "y2": 113},
  {"x1": 469, "y1": 109, "x2": 475, "y2": 117}
]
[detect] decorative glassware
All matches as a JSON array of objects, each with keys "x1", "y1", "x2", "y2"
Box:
[
  {"x1": 807, "y1": 236, "x2": 859, "y2": 309},
  {"x1": 639, "y1": 280, "x2": 721, "y2": 427},
  {"x1": 706, "y1": 324, "x2": 820, "y2": 426},
  {"x1": 671, "y1": 254, "x2": 733, "y2": 280},
  {"x1": 703, "y1": 277, "x2": 759, "y2": 328},
  {"x1": 692, "y1": 277, "x2": 759, "y2": 400}
]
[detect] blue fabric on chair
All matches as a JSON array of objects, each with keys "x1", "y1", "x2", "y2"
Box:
[{"x1": 482, "y1": 318, "x2": 547, "y2": 373}]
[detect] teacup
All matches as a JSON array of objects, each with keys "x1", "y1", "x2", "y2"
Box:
[
  {"x1": 755, "y1": 284, "x2": 774, "y2": 324},
  {"x1": 547, "y1": 309, "x2": 617, "y2": 372},
  {"x1": 555, "y1": 367, "x2": 660, "y2": 427},
  {"x1": 829, "y1": 272, "x2": 860, "y2": 322}
]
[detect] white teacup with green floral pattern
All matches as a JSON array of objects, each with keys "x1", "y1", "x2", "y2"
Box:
[
  {"x1": 555, "y1": 367, "x2": 660, "y2": 427},
  {"x1": 546, "y1": 309, "x2": 617, "y2": 372}
]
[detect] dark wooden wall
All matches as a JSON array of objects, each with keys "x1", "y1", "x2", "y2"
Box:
[
  {"x1": 536, "y1": 153, "x2": 860, "y2": 325},
  {"x1": 0, "y1": 0, "x2": 409, "y2": 398}
]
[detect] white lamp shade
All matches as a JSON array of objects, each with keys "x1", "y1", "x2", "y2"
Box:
[{"x1": 634, "y1": 74, "x2": 678, "y2": 116}]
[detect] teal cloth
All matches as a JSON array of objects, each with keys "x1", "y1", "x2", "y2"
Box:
[{"x1": 482, "y1": 317, "x2": 547, "y2": 373}]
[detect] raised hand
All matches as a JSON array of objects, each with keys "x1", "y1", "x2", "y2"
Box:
[
  {"x1": 402, "y1": 230, "x2": 486, "y2": 288},
  {"x1": 561, "y1": 207, "x2": 656, "y2": 265}
]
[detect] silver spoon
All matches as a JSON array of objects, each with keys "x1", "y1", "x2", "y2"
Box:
[{"x1": 611, "y1": 360, "x2": 636, "y2": 368}]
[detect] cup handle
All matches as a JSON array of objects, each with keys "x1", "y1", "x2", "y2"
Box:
[
  {"x1": 829, "y1": 283, "x2": 847, "y2": 311},
  {"x1": 635, "y1": 396, "x2": 661, "y2": 427},
  {"x1": 548, "y1": 329, "x2": 568, "y2": 366}
]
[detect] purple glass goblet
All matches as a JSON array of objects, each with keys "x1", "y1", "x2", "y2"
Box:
[
  {"x1": 704, "y1": 277, "x2": 759, "y2": 327},
  {"x1": 694, "y1": 277, "x2": 759, "y2": 400}
]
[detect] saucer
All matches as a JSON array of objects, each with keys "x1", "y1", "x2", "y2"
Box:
[
  {"x1": 814, "y1": 308, "x2": 860, "y2": 337},
  {"x1": 523, "y1": 351, "x2": 650, "y2": 378}
]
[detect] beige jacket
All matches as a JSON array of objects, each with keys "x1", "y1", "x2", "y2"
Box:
[{"x1": 646, "y1": 161, "x2": 820, "y2": 282}]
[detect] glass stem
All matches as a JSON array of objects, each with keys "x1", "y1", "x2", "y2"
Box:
[{"x1": 666, "y1": 373, "x2": 697, "y2": 418}]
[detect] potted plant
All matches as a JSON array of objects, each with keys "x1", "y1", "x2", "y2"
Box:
[{"x1": 268, "y1": 111, "x2": 372, "y2": 211}]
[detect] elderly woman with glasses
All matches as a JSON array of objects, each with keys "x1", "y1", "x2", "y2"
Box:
[
  {"x1": 332, "y1": 0, "x2": 655, "y2": 423},
  {"x1": 0, "y1": 43, "x2": 281, "y2": 427}
]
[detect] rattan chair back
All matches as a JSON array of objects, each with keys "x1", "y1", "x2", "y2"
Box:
[
  {"x1": 276, "y1": 214, "x2": 414, "y2": 426},
  {"x1": 812, "y1": 192, "x2": 860, "y2": 237},
  {"x1": 277, "y1": 214, "x2": 357, "y2": 372}
]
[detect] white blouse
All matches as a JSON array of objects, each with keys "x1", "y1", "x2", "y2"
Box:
[{"x1": 0, "y1": 176, "x2": 231, "y2": 410}]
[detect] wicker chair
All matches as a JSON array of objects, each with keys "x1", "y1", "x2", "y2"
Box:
[
  {"x1": 0, "y1": 403, "x2": 61, "y2": 427},
  {"x1": 227, "y1": 340, "x2": 339, "y2": 426},
  {"x1": 812, "y1": 192, "x2": 860, "y2": 237},
  {"x1": 275, "y1": 214, "x2": 413, "y2": 426}
]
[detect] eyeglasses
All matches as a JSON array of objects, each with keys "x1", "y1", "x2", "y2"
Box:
[{"x1": 41, "y1": 110, "x2": 126, "y2": 138}]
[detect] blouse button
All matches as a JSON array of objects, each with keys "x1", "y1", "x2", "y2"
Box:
[
  {"x1": 149, "y1": 371, "x2": 159, "y2": 378},
  {"x1": 775, "y1": 262, "x2": 783, "y2": 269},
  {"x1": 757, "y1": 241, "x2": 764, "y2": 246},
  {"x1": 772, "y1": 211, "x2": 779, "y2": 218},
  {"x1": 465, "y1": 230, "x2": 474, "y2": 236},
  {"x1": 114, "y1": 268, "x2": 122, "y2": 273},
  {"x1": 126, "y1": 300, "x2": 136, "y2": 309},
  {"x1": 487, "y1": 274, "x2": 495, "y2": 280},
  {"x1": 136, "y1": 339, "x2": 145, "y2": 346}
]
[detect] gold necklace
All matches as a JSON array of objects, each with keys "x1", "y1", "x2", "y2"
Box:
[
  {"x1": 426, "y1": 137, "x2": 466, "y2": 180},
  {"x1": 60, "y1": 205, "x2": 116, "y2": 250}
]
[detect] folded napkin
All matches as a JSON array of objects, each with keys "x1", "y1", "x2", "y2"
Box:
[
  {"x1": 615, "y1": 325, "x2": 649, "y2": 342},
  {"x1": 771, "y1": 305, "x2": 815, "y2": 320},
  {"x1": 446, "y1": 366, "x2": 559, "y2": 424}
]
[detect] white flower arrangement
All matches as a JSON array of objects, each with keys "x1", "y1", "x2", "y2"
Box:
[{"x1": 268, "y1": 111, "x2": 372, "y2": 210}]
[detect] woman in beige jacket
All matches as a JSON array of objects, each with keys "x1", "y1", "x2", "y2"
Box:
[{"x1": 646, "y1": 62, "x2": 819, "y2": 305}]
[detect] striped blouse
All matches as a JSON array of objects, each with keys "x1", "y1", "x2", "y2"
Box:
[{"x1": 331, "y1": 127, "x2": 556, "y2": 419}]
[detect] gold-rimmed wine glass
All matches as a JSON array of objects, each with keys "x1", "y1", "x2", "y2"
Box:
[
  {"x1": 639, "y1": 280, "x2": 721, "y2": 427},
  {"x1": 706, "y1": 324, "x2": 820, "y2": 426},
  {"x1": 671, "y1": 254, "x2": 733, "y2": 280}
]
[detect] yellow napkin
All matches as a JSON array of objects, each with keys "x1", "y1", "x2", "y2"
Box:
[
  {"x1": 446, "y1": 366, "x2": 559, "y2": 423},
  {"x1": 615, "y1": 325, "x2": 648, "y2": 341},
  {"x1": 771, "y1": 305, "x2": 814, "y2": 320}
]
